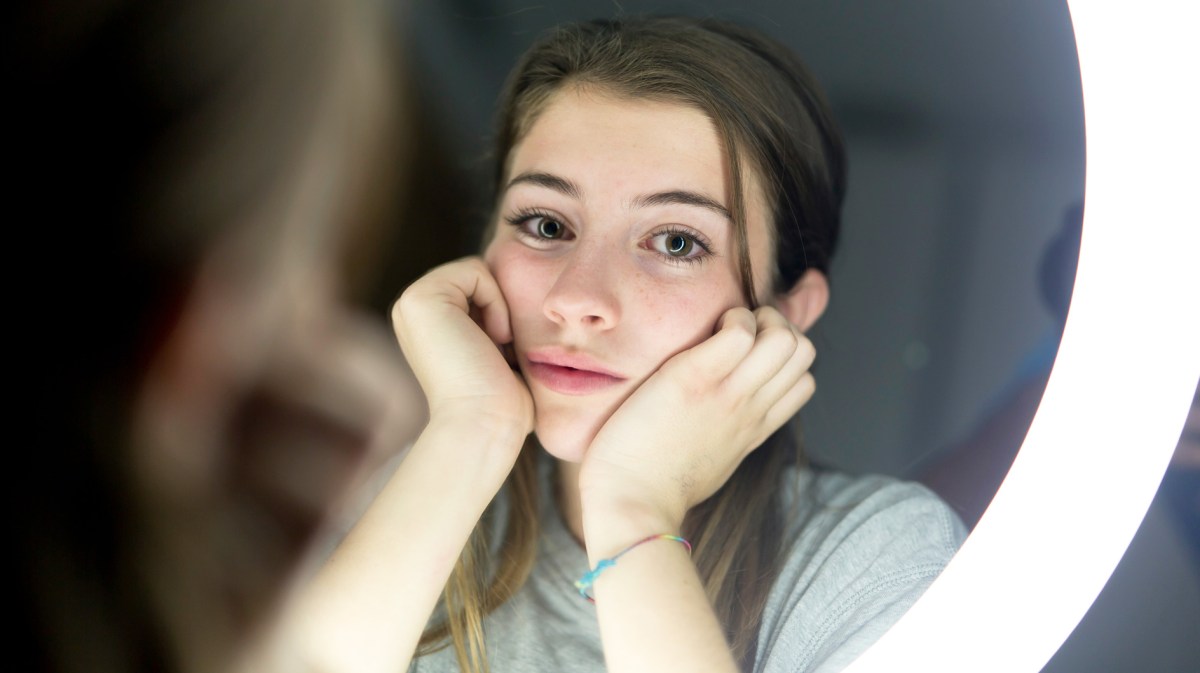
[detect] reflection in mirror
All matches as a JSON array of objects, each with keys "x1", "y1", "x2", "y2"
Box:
[{"x1": 386, "y1": 1, "x2": 1190, "y2": 672}]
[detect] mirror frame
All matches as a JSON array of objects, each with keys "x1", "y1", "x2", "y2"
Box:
[{"x1": 845, "y1": 1, "x2": 1200, "y2": 670}]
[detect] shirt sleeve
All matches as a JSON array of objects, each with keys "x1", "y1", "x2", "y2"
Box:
[{"x1": 754, "y1": 475, "x2": 967, "y2": 673}]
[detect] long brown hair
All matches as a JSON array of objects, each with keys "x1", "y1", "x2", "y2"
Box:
[{"x1": 419, "y1": 15, "x2": 846, "y2": 672}]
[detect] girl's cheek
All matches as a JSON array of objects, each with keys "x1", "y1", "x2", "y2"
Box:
[
  {"x1": 486, "y1": 246, "x2": 508, "y2": 285},
  {"x1": 492, "y1": 249, "x2": 550, "y2": 326},
  {"x1": 487, "y1": 241, "x2": 522, "y2": 287},
  {"x1": 645, "y1": 286, "x2": 728, "y2": 354}
]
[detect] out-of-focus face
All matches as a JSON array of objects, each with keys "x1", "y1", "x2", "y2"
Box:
[
  {"x1": 125, "y1": 13, "x2": 424, "y2": 666},
  {"x1": 484, "y1": 85, "x2": 774, "y2": 462}
]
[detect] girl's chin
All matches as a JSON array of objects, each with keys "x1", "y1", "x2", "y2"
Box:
[
  {"x1": 533, "y1": 429, "x2": 589, "y2": 464},
  {"x1": 532, "y1": 416, "x2": 602, "y2": 464},
  {"x1": 529, "y1": 392, "x2": 624, "y2": 463}
]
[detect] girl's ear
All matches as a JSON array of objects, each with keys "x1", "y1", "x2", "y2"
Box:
[{"x1": 777, "y1": 269, "x2": 829, "y2": 332}]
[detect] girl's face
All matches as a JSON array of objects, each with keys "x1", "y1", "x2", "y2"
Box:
[{"x1": 485, "y1": 85, "x2": 775, "y2": 462}]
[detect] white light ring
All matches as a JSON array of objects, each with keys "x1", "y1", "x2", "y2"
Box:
[{"x1": 844, "y1": 2, "x2": 1200, "y2": 671}]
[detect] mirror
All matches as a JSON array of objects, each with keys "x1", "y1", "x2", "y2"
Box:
[
  {"x1": 387, "y1": 1, "x2": 1197, "y2": 670},
  {"x1": 17, "y1": 1, "x2": 1192, "y2": 671}
]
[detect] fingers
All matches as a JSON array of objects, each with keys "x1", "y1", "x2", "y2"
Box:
[
  {"x1": 763, "y1": 371, "x2": 816, "y2": 438},
  {"x1": 724, "y1": 307, "x2": 812, "y2": 394},
  {"x1": 721, "y1": 307, "x2": 816, "y2": 449},
  {"x1": 392, "y1": 256, "x2": 513, "y2": 347},
  {"x1": 386, "y1": 256, "x2": 534, "y2": 435},
  {"x1": 658, "y1": 306, "x2": 814, "y2": 410},
  {"x1": 749, "y1": 317, "x2": 816, "y2": 406},
  {"x1": 459, "y1": 259, "x2": 514, "y2": 347}
]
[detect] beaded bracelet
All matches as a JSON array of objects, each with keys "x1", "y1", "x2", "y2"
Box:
[{"x1": 574, "y1": 534, "x2": 693, "y2": 603}]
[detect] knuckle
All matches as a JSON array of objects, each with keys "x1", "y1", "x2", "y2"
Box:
[
  {"x1": 795, "y1": 335, "x2": 816, "y2": 361},
  {"x1": 734, "y1": 322, "x2": 757, "y2": 348},
  {"x1": 461, "y1": 255, "x2": 487, "y2": 274},
  {"x1": 757, "y1": 307, "x2": 789, "y2": 331},
  {"x1": 391, "y1": 294, "x2": 410, "y2": 325},
  {"x1": 761, "y1": 325, "x2": 798, "y2": 352},
  {"x1": 715, "y1": 318, "x2": 755, "y2": 354},
  {"x1": 393, "y1": 285, "x2": 422, "y2": 320},
  {"x1": 731, "y1": 319, "x2": 756, "y2": 341},
  {"x1": 797, "y1": 331, "x2": 815, "y2": 350},
  {"x1": 800, "y1": 372, "x2": 817, "y2": 394}
]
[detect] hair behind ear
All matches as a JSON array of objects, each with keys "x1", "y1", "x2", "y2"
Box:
[{"x1": 777, "y1": 269, "x2": 829, "y2": 332}]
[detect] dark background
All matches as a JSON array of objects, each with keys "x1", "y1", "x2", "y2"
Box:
[{"x1": 377, "y1": 1, "x2": 1199, "y2": 670}]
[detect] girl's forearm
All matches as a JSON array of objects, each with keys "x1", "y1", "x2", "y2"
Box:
[
  {"x1": 584, "y1": 505, "x2": 740, "y2": 673},
  {"x1": 276, "y1": 414, "x2": 526, "y2": 673}
]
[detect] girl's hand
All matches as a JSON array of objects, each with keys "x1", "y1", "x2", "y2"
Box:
[
  {"x1": 578, "y1": 306, "x2": 816, "y2": 540},
  {"x1": 391, "y1": 257, "x2": 534, "y2": 448}
]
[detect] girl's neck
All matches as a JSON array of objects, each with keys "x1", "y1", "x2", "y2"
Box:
[{"x1": 554, "y1": 459, "x2": 587, "y2": 546}]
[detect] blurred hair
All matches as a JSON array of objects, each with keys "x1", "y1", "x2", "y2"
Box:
[
  {"x1": 12, "y1": 1, "x2": 402, "y2": 671},
  {"x1": 420, "y1": 15, "x2": 846, "y2": 672}
]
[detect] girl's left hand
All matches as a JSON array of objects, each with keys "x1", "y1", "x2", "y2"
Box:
[{"x1": 577, "y1": 306, "x2": 816, "y2": 540}]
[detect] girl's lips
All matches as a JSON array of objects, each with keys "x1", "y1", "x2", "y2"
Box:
[{"x1": 525, "y1": 361, "x2": 624, "y2": 395}]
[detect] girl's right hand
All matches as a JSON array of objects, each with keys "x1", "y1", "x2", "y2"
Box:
[{"x1": 391, "y1": 256, "x2": 534, "y2": 447}]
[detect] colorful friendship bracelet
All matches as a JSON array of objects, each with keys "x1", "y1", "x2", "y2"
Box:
[{"x1": 574, "y1": 534, "x2": 693, "y2": 603}]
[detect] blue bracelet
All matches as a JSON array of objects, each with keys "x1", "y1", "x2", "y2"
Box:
[{"x1": 574, "y1": 534, "x2": 693, "y2": 603}]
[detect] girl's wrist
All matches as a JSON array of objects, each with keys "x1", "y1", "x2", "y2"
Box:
[
  {"x1": 425, "y1": 404, "x2": 531, "y2": 446},
  {"x1": 579, "y1": 491, "x2": 687, "y2": 564},
  {"x1": 415, "y1": 412, "x2": 527, "y2": 485}
]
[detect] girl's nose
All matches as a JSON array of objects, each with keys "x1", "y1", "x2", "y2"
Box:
[{"x1": 542, "y1": 250, "x2": 620, "y2": 331}]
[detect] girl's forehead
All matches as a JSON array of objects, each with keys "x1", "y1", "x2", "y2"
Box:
[
  {"x1": 507, "y1": 86, "x2": 772, "y2": 211},
  {"x1": 509, "y1": 87, "x2": 727, "y2": 194}
]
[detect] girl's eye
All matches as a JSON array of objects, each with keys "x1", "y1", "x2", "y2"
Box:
[
  {"x1": 536, "y1": 217, "x2": 564, "y2": 239},
  {"x1": 503, "y1": 210, "x2": 574, "y2": 245},
  {"x1": 649, "y1": 229, "x2": 711, "y2": 263}
]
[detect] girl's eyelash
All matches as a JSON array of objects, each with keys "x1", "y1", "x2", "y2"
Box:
[
  {"x1": 504, "y1": 208, "x2": 571, "y2": 241},
  {"x1": 504, "y1": 207, "x2": 556, "y2": 227}
]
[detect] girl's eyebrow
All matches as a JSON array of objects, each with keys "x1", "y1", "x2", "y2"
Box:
[
  {"x1": 507, "y1": 170, "x2": 730, "y2": 221},
  {"x1": 632, "y1": 190, "x2": 730, "y2": 221},
  {"x1": 506, "y1": 171, "x2": 582, "y2": 200}
]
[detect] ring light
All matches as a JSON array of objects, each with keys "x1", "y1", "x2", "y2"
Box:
[{"x1": 845, "y1": 1, "x2": 1200, "y2": 671}]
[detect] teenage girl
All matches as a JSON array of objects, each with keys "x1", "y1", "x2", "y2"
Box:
[{"x1": 284, "y1": 16, "x2": 966, "y2": 673}]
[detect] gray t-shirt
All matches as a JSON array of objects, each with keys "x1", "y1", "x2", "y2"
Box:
[{"x1": 410, "y1": 466, "x2": 966, "y2": 673}]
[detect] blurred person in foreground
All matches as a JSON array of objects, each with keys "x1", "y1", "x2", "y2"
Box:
[{"x1": 11, "y1": 2, "x2": 425, "y2": 672}]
